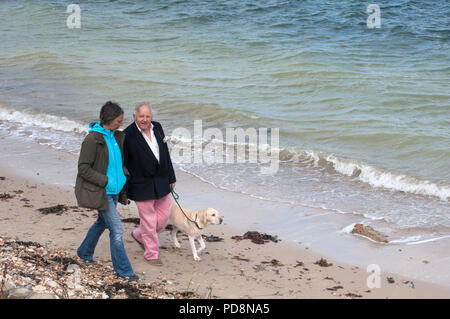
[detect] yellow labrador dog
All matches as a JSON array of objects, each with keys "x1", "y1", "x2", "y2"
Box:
[{"x1": 169, "y1": 204, "x2": 223, "y2": 261}]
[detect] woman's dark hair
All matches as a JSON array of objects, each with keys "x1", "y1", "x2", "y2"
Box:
[{"x1": 99, "y1": 101, "x2": 124, "y2": 126}]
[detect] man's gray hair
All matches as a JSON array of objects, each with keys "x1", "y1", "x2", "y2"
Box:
[{"x1": 134, "y1": 102, "x2": 155, "y2": 116}]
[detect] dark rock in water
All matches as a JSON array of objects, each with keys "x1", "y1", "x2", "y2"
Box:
[
  {"x1": 387, "y1": 277, "x2": 395, "y2": 284},
  {"x1": 37, "y1": 204, "x2": 68, "y2": 215},
  {"x1": 351, "y1": 224, "x2": 389, "y2": 243}
]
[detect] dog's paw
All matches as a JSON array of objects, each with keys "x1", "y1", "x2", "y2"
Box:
[
  {"x1": 193, "y1": 255, "x2": 201, "y2": 261},
  {"x1": 174, "y1": 243, "x2": 181, "y2": 249}
]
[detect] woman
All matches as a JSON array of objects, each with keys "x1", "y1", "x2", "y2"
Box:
[{"x1": 75, "y1": 101, "x2": 138, "y2": 281}]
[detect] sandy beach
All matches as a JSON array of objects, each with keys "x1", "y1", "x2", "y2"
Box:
[
  {"x1": 1, "y1": 0, "x2": 450, "y2": 302},
  {"x1": 1, "y1": 164, "x2": 449, "y2": 299}
]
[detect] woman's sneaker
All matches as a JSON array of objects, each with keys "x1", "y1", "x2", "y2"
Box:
[
  {"x1": 120, "y1": 274, "x2": 140, "y2": 281},
  {"x1": 77, "y1": 254, "x2": 96, "y2": 264}
]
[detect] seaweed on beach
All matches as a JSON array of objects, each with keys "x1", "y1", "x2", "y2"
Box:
[
  {"x1": 314, "y1": 258, "x2": 333, "y2": 267},
  {"x1": 345, "y1": 292, "x2": 363, "y2": 298},
  {"x1": 0, "y1": 234, "x2": 200, "y2": 299},
  {"x1": 231, "y1": 231, "x2": 280, "y2": 245},
  {"x1": 104, "y1": 282, "x2": 143, "y2": 299},
  {"x1": 21, "y1": 254, "x2": 51, "y2": 267},
  {"x1": 38, "y1": 204, "x2": 69, "y2": 215},
  {"x1": 233, "y1": 256, "x2": 250, "y2": 262},
  {"x1": 261, "y1": 259, "x2": 284, "y2": 267},
  {"x1": 202, "y1": 235, "x2": 224, "y2": 242},
  {"x1": 122, "y1": 218, "x2": 140, "y2": 225},
  {"x1": 0, "y1": 263, "x2": 8, "y2": 298},
  {"x1": 0, "y1": 193, "x2": 14, "y2": 201},
  {"x1": 49, "y1": 256, "x2": 80, "y2": 269},
  {"x1": 5, "y1": 240, "x2": 42, "y2": 248}
]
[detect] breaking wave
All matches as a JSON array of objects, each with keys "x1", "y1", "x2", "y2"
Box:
[
  {"x1": 278, "y1": 148, "x2": 449, "y2": 201},
  {"x1": 0, "y1": 106, "x2": 88, "y2": 135},
  {"x1": 1, "y1": 106, "x2": 448, "y2": 201}
]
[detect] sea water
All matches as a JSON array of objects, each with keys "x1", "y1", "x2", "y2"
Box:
[{"x1": 0, "y1": 0, "x2": 449, "y2": 245}]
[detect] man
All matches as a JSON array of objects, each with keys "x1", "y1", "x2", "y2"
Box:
[{"x1": 123, "y1": 102, "x2": 176, "y2": 266}]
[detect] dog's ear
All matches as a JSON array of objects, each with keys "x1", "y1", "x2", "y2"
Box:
[{"x1": 197, "y1": 209, "x2": 209, "y2": 227}]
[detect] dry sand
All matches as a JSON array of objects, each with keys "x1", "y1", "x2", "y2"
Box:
[{"x1": 1, "y1": 167, "x2": 449, "y2": 299}]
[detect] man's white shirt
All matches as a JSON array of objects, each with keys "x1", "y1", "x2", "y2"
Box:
[{"x1": 136, "y1": 123, "x2": 160, "y2": 163}]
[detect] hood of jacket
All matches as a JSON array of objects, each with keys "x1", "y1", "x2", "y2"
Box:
[
  {"x1": 88, "y1": 122, "x2": 126, "y2": 195},
  {"x1": 89, "y1": 122, "x2": 115, "y2": 137}
]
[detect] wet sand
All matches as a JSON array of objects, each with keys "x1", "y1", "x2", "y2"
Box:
[{"x1": 1, "y1": 166, "x2": 449, "y2": 299}]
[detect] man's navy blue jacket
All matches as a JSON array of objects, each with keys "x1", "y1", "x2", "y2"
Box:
[{"x1": 123, "y1": 121, "x2": 176, "y2": 201}]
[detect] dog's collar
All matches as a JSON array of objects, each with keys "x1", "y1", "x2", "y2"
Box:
[
  {"x1": 171, "y1": 188, "x2": 203, "y2": 230},
  {"x1": 193, "y1": 214, "x2": 203, "y2": 230}
]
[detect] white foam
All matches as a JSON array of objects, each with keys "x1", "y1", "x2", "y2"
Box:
[
  {"x1": 405, "y1": 234, "x2": 450, "y2": 245},
  {"x1": 0, "y1": 106, "x2": 88, "y2": 134},
  {"x1": 305, "y1": 150, "x2": 320, "y2": 166},
  {"x1": 171, "y1": 135, "x2": 449, "y2": 203},
  {"x1": 389, "y1": 236, "x2": 424, "y2": 244},
  {"x1": 2, "y1": 106, "x2": 447, "y2": 202},
  {"x1": 341, "y1": 222, "x2": 359, "y2": 234},
  {"x1": 326, "y1": 155, "x2": 359, "y2": 176},
  {"x1": 358, "y1": 165, "x2": 449, "y2": 201},
  {"x1": 300, "y1": 150, "x2": 449, "y2": 201}
]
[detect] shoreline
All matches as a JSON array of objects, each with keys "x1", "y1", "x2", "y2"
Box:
[{"x1": 1, "y1": 165, "x2": 449, "y2": 298}]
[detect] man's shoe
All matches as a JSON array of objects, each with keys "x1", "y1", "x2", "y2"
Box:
[
  {"x1": 131, "y1": 231, "x2": 145, "y2": 250},
  {"x1": 146, "y1": 258, "x2": 163, "y2": 267}
]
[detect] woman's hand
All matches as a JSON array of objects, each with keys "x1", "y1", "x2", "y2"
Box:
[{"x1": 170, "y1": 183, "x2": 176, "y2": 190}]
